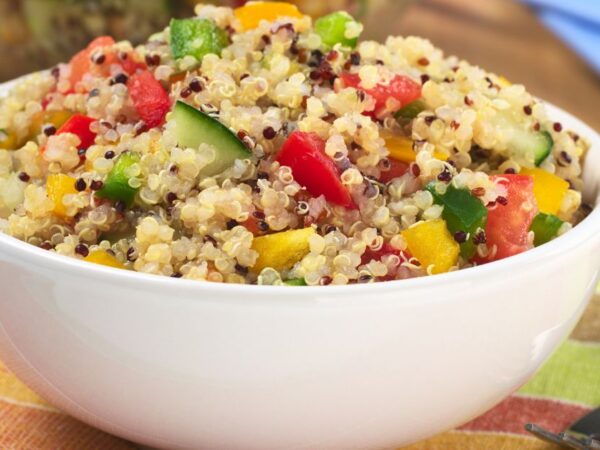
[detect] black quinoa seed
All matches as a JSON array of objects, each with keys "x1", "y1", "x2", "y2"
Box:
[
  {"x1": 453, "y1": 231, "x2": 467, "y2": 243},
  {"x1": 40, "y1": 242, "x2": 53, "y2": 251},
  {"x1": 74, "y1": 178, "x2": 87, "y2": 191},
  {"x1": 18, "y1": 172, "x2": 30, "y2": 182},
  {"x1": 496, "y1": 196, "x2": 508, "y2": 206},
  {"x1": 88, "y1": 88, "x2": 100, "y2": 98},
  {"x1": 75, "y1": 244, "x2": 89, "y2": 257},
  {"x1": 189, "y1": 78, "x2": 202, "y2": 92},
  {"x1": 473, "y1": 230, "x2": 487, "y2": 245},
  {"x1": 110, "y1": 73, "x2": 128, "y2": 85},
  {"x1": 319, "y1": 276, "x2": 333, "y2": 286},
  {"x1": 553, "y1": 122, "x2": 563, "y2": 132},
  {"x1": 93, "y1": 53, "x2": 106, "y2": 64},
  {"x1": 437, "y1": 170, "x2": 452, "y2": 182},
  {"x1": 358, "y1": 274, "x2": 373, "y2": 283},
  {"x1": 104, "y1": 150, "x2": 115, "y2": 159},
  {"x1": 226, "y1": 219, "x2": 238, "y2": 230},
  {"x1": 560, "y1": 151, "x2": 572, "y2": 164},
  {"x1": 170, "y1": 272, "x2": 183, "y2": 278},
  {"x1": 523, "y1": 105, "x2": 532, "y2": 115},
  {"x1": 257, "y1": 220, "x2": 269, "y2": 232},
  {"x1": 43, "y1": 125, "x2": 57, "y2": 136},
  {"x1": 349, "y1": 52, "x2": 361, "y2": 65},
  {"x1": 411, "y1": 164, "x2": 421, "y2": 177},
  {"x1": 180, "y1": 87, "x2": 192, "y2": 98},
  {"x1": 504, "y1": 168, "x2": 516, "y2": 174},
  {"x1": 464, "y1": 96, "x2": 473, "y2": 106},
  {"x1": 126, "y1": 247, "x2": 137, "y2": 262},
  {"x1": 252, "y1": 210, "x2": 266, "y2": 219},
  {"x1": 235, "y1": 263, "x2": 249, "y2": 275},
  {"x1": 50, "y1": 66, "x2": 60, "y2": 79},
  {"x1": 256, "y1": 171, "x2": 269, "y2": 179},
  {"x1": 166, "y1": 192, "x2": 178, "y2": 204},
  {"x1": 114, "y1": 200, "x2": 126, "y2": 213},
  {"x1": 424, "y1": 115, "x2": 436, "y2": 126},
  {"x1": 420, "y1": 74, "x2": 430, "y2": 84},
  {"x1": 262, "y1": 126, "x2": 277, "y2": 139}
]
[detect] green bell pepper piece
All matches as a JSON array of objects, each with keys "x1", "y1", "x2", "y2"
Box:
[
  {"x1": 314, "y1": 11, "x2": 361, "y2": 49},
  {"x1": 96, "y1": 152, "x2": 141, "y2": 206},
  {"x1": 427, "y1": 182, "x2": 488, "y2": 259},
  {"x1": 530, "y1": 213, "x2": 563, "y2": 246},
  {"x1": 395, "y1": 99, "x2": 427, "y2": 120},
  {"x1": 170, "y1": 18, "x2": 228, "y2": 61}
]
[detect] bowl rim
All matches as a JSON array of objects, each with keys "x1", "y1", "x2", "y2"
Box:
[{"x1": 1, "y1": 80, "x2": 600, "y2": 298}]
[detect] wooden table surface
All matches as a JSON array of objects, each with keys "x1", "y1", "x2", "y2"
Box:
[{"x1": 364, "y1": 0, "x2": 600, "y2": 131}]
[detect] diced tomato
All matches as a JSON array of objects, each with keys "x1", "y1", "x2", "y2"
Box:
[
  {"x1": 276, "y1": 131, "x2": 356, "y2": 209},
  {"x1": 361, "y1": 242, "x2": 409, "y2": 281},
  {"x1": 339, "y1": 72, "x2": 422, "y2": 117},
  {"x1": 379, "y1": 159, "x2": 409, "y2": 183},
  {"x1": 482, "y1": 174, "x2": 537, "y2": 261},
  {"x1": 68, "y1": 36, "x2": 116, "y2": 90},
  {"x1": 102, "y1": 52, "x2": 147, "y2": 76},
  {"x1": 53, "y1": 114, "x2": 97, "y2": 150},
  {"x1": 127, "y1": 71, "x2": 171, "y2": 129}
]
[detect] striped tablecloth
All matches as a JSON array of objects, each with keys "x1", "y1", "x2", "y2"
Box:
[{"x1": 1, "y1": 294, "x2": 599, "y2": 449}]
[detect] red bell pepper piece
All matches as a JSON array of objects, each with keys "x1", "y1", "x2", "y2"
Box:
[
  {"x1": 339, "y1": 72, "x2": 422, "y2": 117},
  {"x1": 127, "y1": 71, "x2": 171, "y2": 129},
  {"x1": 481, "y1": 174, "x2": 537, "y2": 262},
  {"x1": 68, "y1": 36, "x2": 116, "y2": 90},
  {"x1": 54, "y1": 114, "x2": 97, "y2": 150},
  {"x1": 379, "y1": 159, "x2": 409, "y2": 183},
  {"x1": 276, "y1": 131, "x2": 356, "y2": 209}
]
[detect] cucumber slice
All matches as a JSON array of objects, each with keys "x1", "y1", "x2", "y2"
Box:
[
  {"x1": 314, "y1": 11, "x2": 360, "y2": 49},
  {"x1": 169, "y1": 18, "x2": 228, "y2": 61},
  {"x1": 171, "y1": 101, "x2": 251, "y2": 176},
  {"x1": 283, "y1": 278, "x2": 307, "y2": 286},
  {"x1": 512, "y1": 129, "x2": 553, "y2": 166}
]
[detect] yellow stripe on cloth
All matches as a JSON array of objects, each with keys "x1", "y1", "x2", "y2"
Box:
[{"x1": 403, "y1": 430, "x2": 561, "y2": 449}]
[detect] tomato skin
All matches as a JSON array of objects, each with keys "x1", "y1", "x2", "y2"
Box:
[
  {"x1": 361, "y1": 242, "x2": 409, "y2": 280},
  {"x1": 379, "y1": 159, "x2": 409, "y2": 183},
  {"x1": 483, "y1": 174, "x2": 537, "y2": 261},
  {"x1": 127, "y1": 71, "x2": 171, "y2": 129},
  {"x1": 68, "y1": 36, "x2": 116, "y2": 90},
  {"x1": 55, "y1": 114, "x2": 97, "y2": 150},
  {"x1": 339, "y1": 72, "x2": 422, "y2": 117},
  {"x1": 276, "y1": 131, "x2": 356, "y2": 209}
]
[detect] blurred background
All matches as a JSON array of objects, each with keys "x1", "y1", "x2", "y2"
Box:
[{"x1": 0, "y1": 0, "x2": 598, "y2": 129}]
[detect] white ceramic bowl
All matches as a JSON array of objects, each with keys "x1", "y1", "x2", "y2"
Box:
[{"x1": 0, "y1": 80, "x2": 599, "y2": 450}]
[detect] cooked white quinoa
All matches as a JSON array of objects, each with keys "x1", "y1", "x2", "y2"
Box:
[{"x1": 0, "y1": 3, "x2": 590, "y2": 285}]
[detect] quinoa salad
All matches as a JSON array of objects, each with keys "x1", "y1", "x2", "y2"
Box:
[{"x1": 0, "y1": 2, "x2": 591, "y2": 286}]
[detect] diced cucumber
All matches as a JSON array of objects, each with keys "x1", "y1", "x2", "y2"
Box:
[
  {"x1": 314, "y1": 11, "x2": 360, "y2": 49},
  {"x1": 171, "y1": 101, "x2": 251, "y2": 176},
  {"x1": 395, "y1": 99, "x2": 426, "y2": 120},
  {"x1": 283, "y1": 278, "x2": 307, "y2": 286},
  {"x1": 512, "y1": 129, "x2": 553, "y2": 166},
  {"x1": 530, "y1": 213, "x2": 563, "y2": 246},
  {"x1": 169, "y1": 18, "x2": 228, "y2": 61},
  {"x1": 96, "y1": 152, "x2": 141, "y2": 206}
]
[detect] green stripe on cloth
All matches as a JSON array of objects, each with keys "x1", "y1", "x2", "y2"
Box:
[{"x1": 519, "y1": 340, "x2": 600, "y2": 406}]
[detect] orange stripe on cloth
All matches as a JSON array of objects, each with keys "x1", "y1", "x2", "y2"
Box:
[
  {"x1": 402, "y1": 430, "x2": 562, "y2": 450},
  {"x1": 459, "y1": 394, "x2": 591, "y2": 435},
  {"x1": 0, "y1": 397, "x2": 137, "y2": 450}
]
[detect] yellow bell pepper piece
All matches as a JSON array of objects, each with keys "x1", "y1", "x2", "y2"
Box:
[
  {"x1": 46, "y1": 174, "x2": 78, "y2": 218},
  {"x1": 383, "y1": 132, "x2": 447, "y2": 163},
  {"x1": 520, "y1": 167, "x2": 568, "y2": 215},
  {"x1": 84, "y1": 250, "x2": 126, "y2": 269},
  {"x1": 234, "y1": 2, "x2": 304, "y2": 31},
  {"x1": 0, "y1": 129, "x2": 18, "y2": 150},
  {"x1": 497, "y1": 75, "x2": 511, "y2": 88},
  {"x1": 29, "y1": 110, "x2": 72, "y2": 138},
  {"x1": 252, "y1": 226, "x2": 315, "y2": 272},
  {"x1": 401, "y1": 219, "x2": 459, "y2": 274}
]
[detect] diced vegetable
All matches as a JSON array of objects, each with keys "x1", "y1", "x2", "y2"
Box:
[
  {"x1": 0, "y1": 129, "x2": 18, "y2": 150},
  {"x1": 171, "y1": 101, "x2": 251, "y2": 176},
  {"x1": 252, "y1": 227, "x2": 315, "y2": 272},
  {"x1": 284, "y1": 278, "x2": 307, "y2": 286},
  {"x1": 127, "y1": 71, "x2": 171, "y2": 129},
  {"x1": 379, "y1": 159, "x2": 409, "y2": 183},
  {"x1": 483, "y1": 174, "x2": 537, "y2": 261},
  {"x1": 84, "y1": 250, "x2": 126, "y2": 269},
  {"x1": 427, "y1": 183, "x2": 488, "y2": 259},
  {"x1": 234, "y1": 1, "x2": 304, "y2": 31},
  {"x1": 96, "y1": 152, "x2": 141, "y2": 206},
  {"x1": 339, "y1": 72, "x2": 422, "y2": 117},
  {"x1": 394, "y1": 99, "x2": 427, "y2": 120},
  {"x1": 382, "y1": 131, "x2": 447, "y2": 163},
  {"x1": 276, "y1": 131, "x2": 356, "y2": 209},
  {"x1": 46, "y1": 174, "x2": 78, "y2": 218},
  {"x1": 520, "y1": 167, "x2": 569, "y2": 215},
  {"x1": 53, "y1": 114, "x2": 97, "y2": 150},
  {"x1": 401, "y1": 219, "x2": 459, "y2": 274},
  {"x1": 69, "y1": 36, "x2": 115, "y2": 89},
  {"x1": 314, "y1": 11, "x2": 361, "y2": 49},
  {"x1": 29, "y1": 110, "x2": 73, "y2": 139},
  {"x1": 169, "y1": 18, "x2": 228, "y2": 61},
  {"x1": 361, "y1": 242, "x2": 408, "y2": 280},
  {"x1": 530, "y1": 213, "x2": 563, "y2": 247}
]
